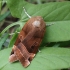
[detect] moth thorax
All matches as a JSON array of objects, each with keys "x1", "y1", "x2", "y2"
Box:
[{"x1": 32, "y1": 20, "x2": 41, "y2": 27}]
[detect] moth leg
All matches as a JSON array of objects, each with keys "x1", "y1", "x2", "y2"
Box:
[
  {"x1": 14, "y1": 45, "x2": 30, "y2": 67},
  {"x1": 22, "y1": 60, "x2": 30, "y2": 67},
  {"x1": 9, "y1": 54, "x2": 18, "y2": 63},
  {"x1": 46, "y1": 23, "x2": 54, "y2": 26},
  {"x1": 29, "y1": 53, "x2": 35, "y2": 61},
  {"x1": 9, "y1": 45, "x2": 18, "y2": 63}
]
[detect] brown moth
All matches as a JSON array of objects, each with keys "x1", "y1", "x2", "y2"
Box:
[
  {"x1": 9, "y1": 16, "x2": 46, "y2": 67},
  {"x1": 9, "y1": 8, "x2": 46, "y2": 68}
]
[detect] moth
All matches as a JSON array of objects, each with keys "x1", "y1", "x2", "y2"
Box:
[{"x1": 9, "y1": 7, "x2": 46, "y2": 67}]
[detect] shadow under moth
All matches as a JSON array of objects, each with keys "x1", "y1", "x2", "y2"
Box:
[{"x1": 9, "y1": 8, "x2": 46, "y2": 67}]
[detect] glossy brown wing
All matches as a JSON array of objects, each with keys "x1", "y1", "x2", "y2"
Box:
[
  {"x1": 13, "y1": 43, "x2": 35, "y2": 67},
  {"x1": 9, "y1": 16, "x2": 46, "y2": 67},
  {"x1": 22, "y1": 27, "x2": 45, "y2": 53}
]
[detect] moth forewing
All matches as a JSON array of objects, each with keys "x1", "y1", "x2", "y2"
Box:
[{"x1": 9, "y1": 16, "x2": 46, "y2": 67}]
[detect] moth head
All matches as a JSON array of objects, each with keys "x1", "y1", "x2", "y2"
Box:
[
  {"x1": 32, "y1": 16, "x2": 43, "y2": 28},
  {"x1": 32, "y1": 20, "x2": 40, "y2": 27}
]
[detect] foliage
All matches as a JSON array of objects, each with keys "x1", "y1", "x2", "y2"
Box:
[
  {"x1": 0, "y1": 0, "x2": 70, "y2": 70},
  {"x1": 1, "y1": 47, "x2": 70, "y2": 70}
]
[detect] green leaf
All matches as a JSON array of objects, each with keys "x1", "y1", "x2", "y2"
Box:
[
  {"x1": 0, "y1": 11, "x2": 10, "y2": 22},
  {"x1": 8, "y1": 33, "x2": 18, "y2": 48},
  {"x1": 43, "y1": 21, "x2": 70, "y2": 42},
  {"x1": 0, "y1": 33, "x2": 9, "y2": 50},
  {"x1": 21, "y1": 2, "x2": 70, "y2": 22},
  {"x1": 0, "y1": 21, "x2": 20, "y2": 36},
  {"x1": 6, "y1": 0, "x2": 33, "y2": 18},
  {"x1": 6, "y1": 0, "x2": 70, "y2": 22},
  {"x1": 0, "y1": 47, "x2": 70, "y2": 70},
  {"x1": 0, "y1": 0, "x2": 2, "y2": 14}
]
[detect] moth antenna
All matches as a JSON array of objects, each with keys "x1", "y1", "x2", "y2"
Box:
[
  {"x1": 23, "y1": 7, "x2": 31, "y2": 18},
  {"x1": 9, "y1": 33, "x2": 15, "y2": 35},
  {"x1": 46, "y1": 23, "x2": 54, "y2": 26},
  {"x1": 9, "y1": 31, "x2": 20, "y2": 35},
  {"x1": 16, "y1": 31, "x2": 20, "y2": 33}
]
